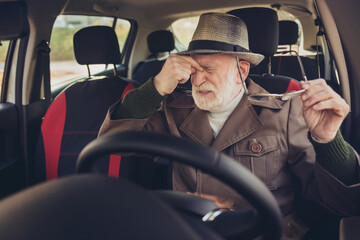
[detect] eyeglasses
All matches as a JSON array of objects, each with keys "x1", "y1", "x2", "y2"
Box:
[
  {"x1": 236, "y1": 50, "x2": 307, "y2": 102},
  {"x1": 246, "y1": 89, "x2": 306, "y2": 101}
]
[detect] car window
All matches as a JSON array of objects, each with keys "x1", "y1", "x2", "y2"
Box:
[
  {"x1": 0, "y1": 40, "x2": 10, "y2": 96},
  {"x1": 50, "y1": 15, "x2": 130, "y2": 88},
  {"x1": 171, "y1": 16, "x2": 199, "y2": 51}
]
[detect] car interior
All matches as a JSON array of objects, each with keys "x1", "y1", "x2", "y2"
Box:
[{"x1": 0, "y1": 0, "x2": 359, "y2": 239}]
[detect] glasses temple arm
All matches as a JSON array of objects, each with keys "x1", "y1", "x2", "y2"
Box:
[{"x1": 236, "y1": 56, "x2": 249, "y2": 94}]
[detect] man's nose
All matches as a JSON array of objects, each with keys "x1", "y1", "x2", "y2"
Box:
[{"x1": 191, "y1": 71, "x2": 206, "y2": 87}]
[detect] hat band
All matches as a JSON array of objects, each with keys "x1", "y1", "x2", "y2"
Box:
[{"x1": 188, "y1": 40, "x2": 251, "y2": 53}]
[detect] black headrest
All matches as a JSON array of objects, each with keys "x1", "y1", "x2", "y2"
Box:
[
  {"x1": 227, "y1": 8, "x2": 279, "y2": 57},
  {"x1": 279, "y1": 21, "x2": 299, "y2": 45},
  {"x1": 147, "y1": 30, "x2": 175, "y2": 54},
  {"x1": 0, "y1": 1, "x2": 29, "y2": 40},
  {"x1": 73, "y1": 26, "x2": 121, "y2": 65}
]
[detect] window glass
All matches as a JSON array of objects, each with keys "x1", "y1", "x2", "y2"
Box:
[
  {"x1": 171, "y1": 16, "x2": 199, "y2": 51},
  {"x1": 114, "y1": 18, "x2": 131, "y2": 49},
  {"x1": 50, "y1": 15, "x2": 130, "y2": 88},
  {"x1": 0, "y1": 40, "x2": 10, "y2": 93}
]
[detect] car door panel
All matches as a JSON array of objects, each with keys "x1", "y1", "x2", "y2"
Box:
[{"x1": 0, "y1": 102, "x2": 25, "y2": 198}]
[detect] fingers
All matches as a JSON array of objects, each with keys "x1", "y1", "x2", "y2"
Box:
[
  {"x1": 300, "y1": 79, "x2": 349, "y2": 117},
  {"x1": 188, "y1": 192, "x2": 234, "y2": 210},
  {"x1": 167, "y1": 54, "x2": 203, "y2": 80},
  {"x1": 165, "y1": 55, "x2": 192, "y2": 80},
  {"x1": 154, "y1": 54, "x2": 202, "y2": 95},
  {"x1": 300, "y1": 79, "x2": 332, "y2": 107},
  {"x1": 300, "y1": 79, "x2": 331, "y2": 109},
  {"x1": 307, "y1": 98, "x2": 348, "y2": 117},
  {"x1": 184, "y1": 55, "x2": 204, "y2": 72}
]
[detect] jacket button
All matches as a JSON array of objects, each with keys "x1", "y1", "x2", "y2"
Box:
[{"x1": 251, "y1": 142, "x2": 262, "y2": 153}]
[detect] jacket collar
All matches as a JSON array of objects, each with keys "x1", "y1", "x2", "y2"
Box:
[
  {"x1": 178, "y1": 79, "x2": 287, "y2": 150},
  {"x1": 179, "y1": 107, "x2": 214, "y2": 146}
]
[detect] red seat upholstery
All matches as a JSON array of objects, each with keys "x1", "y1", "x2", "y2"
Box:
[{"x1": 35, "y1": 26, "x2": 137, "y2": 181}]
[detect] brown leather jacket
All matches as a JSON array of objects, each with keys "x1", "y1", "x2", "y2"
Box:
[{"x1": 99, "y1": 79, "x2": 360, "y2": 238}]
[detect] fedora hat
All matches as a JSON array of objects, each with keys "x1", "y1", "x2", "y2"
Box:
[{"x1": 178, "y1": 12, "x2": 264, "y2": 66}]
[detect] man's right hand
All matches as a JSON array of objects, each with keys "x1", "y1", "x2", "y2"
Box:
[{"x1": 153, "y1": 54, "x2": 203, "y2": 96}]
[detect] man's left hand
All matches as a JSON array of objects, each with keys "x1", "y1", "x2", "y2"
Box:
[
  {"x1": 300, "y1": 79, "x2": 350, "y2": 142},
  {"x1": 188, "y1": 192, "x2": 235, "y2": 210}
]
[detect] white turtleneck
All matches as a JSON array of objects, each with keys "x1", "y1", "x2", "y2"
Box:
[{"x1": 208, "y1": 88, "x2": 244, "y2": 138}]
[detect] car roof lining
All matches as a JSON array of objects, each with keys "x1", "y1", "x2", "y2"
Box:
[
  {"x1": 56, "y1": 1, "x2": 318, "y2": 51},
  {"x1": 60, "y1": 0, "x2": 315, "y2": 25}
]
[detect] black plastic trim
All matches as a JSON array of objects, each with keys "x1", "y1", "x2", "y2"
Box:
[
  {"x1": 122, "y1": 19, "x2": 138, "y2": 74},
  {"x1": 0, "y1": 103, "x2": 18, "y2": 130},
  {"x1": 14, "y1": 36, "x2": 29, "y2": 185}
]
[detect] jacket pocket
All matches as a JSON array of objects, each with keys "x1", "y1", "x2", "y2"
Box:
[{"x1": 234, "y1": 135, "x2": 281, "y2": 190}]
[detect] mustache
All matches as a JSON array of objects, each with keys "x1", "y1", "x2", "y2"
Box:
[{"x1": 192, "y1": 82, "x2": 216, "y2": 92}]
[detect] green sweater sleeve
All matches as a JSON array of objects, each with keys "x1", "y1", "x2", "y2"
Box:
[
  {"x1": 111, "y1": 78, "x2": 166, "y2": 120},
  {"x1": 309, "y1": 130, "x2": 359, "y2": 186}
]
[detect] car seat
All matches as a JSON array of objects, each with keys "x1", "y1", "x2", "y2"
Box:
[
  {"x1": 34, "y1": 26, "x2": 138, "y2": 182},
  {"x1": 227, "y1": 8, "x2": 302, "y2": 93},
  {"x1": 273, "y1": 20, "x2": 324, "y2": 81},
  {"x1": 132, "y1": 30, "x2": 175, "y2": 85}
]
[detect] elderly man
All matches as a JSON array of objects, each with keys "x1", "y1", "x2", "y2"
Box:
[{"x1": 99, "y1": 12, "x2": 359, "y2": 239}]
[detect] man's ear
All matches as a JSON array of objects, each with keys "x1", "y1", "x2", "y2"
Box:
[{"x1": 236, "y1": 60, "x2": 250, "y2": 84}]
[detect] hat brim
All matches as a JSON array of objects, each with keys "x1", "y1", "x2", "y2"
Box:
[{"x1": 177, "y1": 49, "x2": 264, "y2": 67}]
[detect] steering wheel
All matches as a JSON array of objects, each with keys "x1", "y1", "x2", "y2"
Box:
[{"x1": 76, "y1": 131, "x2": 282, "y2": 240}]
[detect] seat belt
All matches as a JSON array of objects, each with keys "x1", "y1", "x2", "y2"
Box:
[{"x1": 31, "y1": 40, "x2": 51, "y2": 107}]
